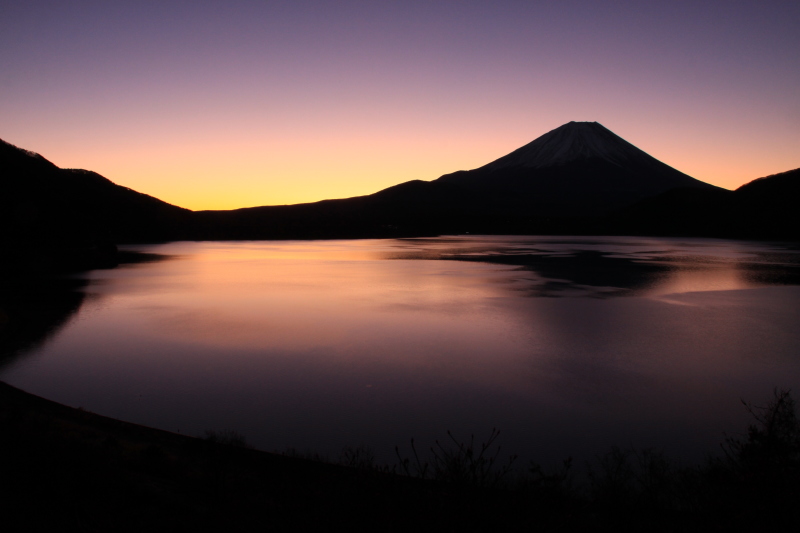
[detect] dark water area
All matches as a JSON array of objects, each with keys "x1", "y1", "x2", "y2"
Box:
[
  {"x1": 1, "y1": 236, "x2": 799, "y2": 467},
  {"x1": 0, "y1": 277, "x2": 86, "y2": 367},
  {"x1": 0, "y1": 250, "x2": 168, "y2": 368}
]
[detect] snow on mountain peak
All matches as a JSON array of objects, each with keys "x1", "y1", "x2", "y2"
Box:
[{"x1": 480, "y1": 121, "x2": 652, "y2": 171}]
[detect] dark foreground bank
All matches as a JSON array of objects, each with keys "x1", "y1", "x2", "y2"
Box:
[
  {"x1": 0, "y1": 381, "x2": 509, "y2": 532},
  {"x1": 1, "y1": 381, "x2": 799, "y2": 532}
]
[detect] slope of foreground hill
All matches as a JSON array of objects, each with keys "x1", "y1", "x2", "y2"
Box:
[
  {"x1": 0, "y1": 139, "x2": 191, "y2": 250},
  {"x1": 2, "y1": 380, "x2": 799, "y2": 531}
]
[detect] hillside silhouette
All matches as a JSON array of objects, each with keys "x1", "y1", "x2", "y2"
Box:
[
  {"x1": 0, "y1": 139, "x2": 191, "y2": 251},
  {"x1": 2, "y1": 124, "x2": 798, "y2": 247},
  {"x1": 606, "y1": 167, "x2": 800, "y2": 240}
]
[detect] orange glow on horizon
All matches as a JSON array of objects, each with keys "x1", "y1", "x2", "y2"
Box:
[
  {"x1": 12, "y1": 114, "x2": 798, "y2": 211},
  {"x1": 39, "y1": 133, "x2": 797, "y2": 212},
  {"x1": 3, "y1": 2, "x2": 797, "y2": 211},
  {"x1": 34, "y1": 131, "x2": 522, "y2": 211}
]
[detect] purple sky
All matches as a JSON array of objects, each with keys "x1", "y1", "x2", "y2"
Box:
[{"x1": 2, "y1": 1, "x2": 798, "y2": 209}]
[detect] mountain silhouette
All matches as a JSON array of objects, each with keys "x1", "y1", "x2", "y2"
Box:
[
  {"x1": 732, "y1": 168, "x2": 800, "y2": 239},
  {"x1": 433, "y1": 121, "x2": 718, "y2": 216},
  {"x1": 2, "y1": 124, "x2": 797, "y2": 244},
  {"x1": 605, "y1": 167, "x2": 800, "y2": 240},
  {"x1": 192, "y1": 121, "x2": 723, "y2": 237},
  {"x1": 0, "y1": 139, "x2": 191, "y2": 251}
]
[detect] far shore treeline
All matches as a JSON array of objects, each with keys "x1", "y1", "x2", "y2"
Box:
[{"x1": 2, "y1": 123, "x2": 798, "y2": 272}]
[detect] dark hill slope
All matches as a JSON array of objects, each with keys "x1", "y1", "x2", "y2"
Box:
[
  {"x1": 434, "y1": 122, "x2": 720, "y2": 217},
  {"x1": 3, "y1": 132, "x2": 796, "y2": 243},
  {"x1": 0, "y1": 139, "x2": 191, "y2": 247},
  {"x1": 603, "y1": 168, "x2": 800, "y2": 240},
  {"x1": 194, "y1": 122, "x2": 723, "y2": 238},
  {"x1": 732, "y1": 167, "x2": 800, "y2": 240},
  {"x1": 193, "y1": 179, "x2": 496, "y2": 239}
]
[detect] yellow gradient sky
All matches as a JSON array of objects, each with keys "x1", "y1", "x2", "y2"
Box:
[{"x1": 2, "y1": 1, "x2": 798, "y2": 211}]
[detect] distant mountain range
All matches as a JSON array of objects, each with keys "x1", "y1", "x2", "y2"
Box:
[{"x1": 2, "y1": 122, "x2": 798, "y2": 255}]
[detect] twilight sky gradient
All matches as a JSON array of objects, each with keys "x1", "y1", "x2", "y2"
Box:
[{"x1": 2, "y1": 0, "x2": 798, "y2": 210}]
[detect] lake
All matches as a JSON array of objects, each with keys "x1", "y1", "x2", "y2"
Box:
[{"x1": 2, "y1": 236, "x2": 799, "y2": 467}]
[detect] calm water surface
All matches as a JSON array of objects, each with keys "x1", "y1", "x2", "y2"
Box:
[{"x1": 3, "y1": 236, "x2": 800, "y2": 465}]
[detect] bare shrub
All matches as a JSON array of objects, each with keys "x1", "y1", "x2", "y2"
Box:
[
  {"x1": 396, "y1": 428, "x2": 517, "y2": 488},
  {"x1": 203, "y1": 429, "x2": 247, "y2": 447}
]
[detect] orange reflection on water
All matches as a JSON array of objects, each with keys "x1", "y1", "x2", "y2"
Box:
[
  {"x1": 647, "y1": 264, "x2": 752, "y2": 300},
  {"x1": 3, "y1": 237, "x2": 800, "y2": 467},
  {"x1": 96, "y1": 241, "x2": 524, "y2": 372}
]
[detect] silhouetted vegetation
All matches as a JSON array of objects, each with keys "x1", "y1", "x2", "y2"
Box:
[
  {"x1": 395, "y1": 428, "x2": 517, "y2": 488},
  {"x1": 335, "y1": 390, "x2": 800, "y2": 530},
  {"x1": 203, "y1": 429, "x2": 248, "y2": 447},
  {"x1": 1, "y1": 381, "x2": 799, "y2": 531}
]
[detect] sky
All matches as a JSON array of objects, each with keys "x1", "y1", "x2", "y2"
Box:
[{"x1": 2, "y1": 0, "x2": 798, "y2": 211}]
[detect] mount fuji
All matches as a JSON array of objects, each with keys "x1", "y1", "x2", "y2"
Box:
[
  {"x1": 432, "y1": 121, "x2": 718, "y2": 216},
  {"x1": 473, "y1": 121, "x2": 685, "y2": 170},
  {"x1": 187, "y1": 121, "x2": 723, "y2": 238}
]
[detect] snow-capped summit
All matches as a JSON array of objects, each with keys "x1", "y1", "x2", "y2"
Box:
[
  {"x1": 480, "y1": 121, "x2": 650, "y2": 170},
  {"x1": 434, "y1": 121, "x2": 718, "y2": 216}
]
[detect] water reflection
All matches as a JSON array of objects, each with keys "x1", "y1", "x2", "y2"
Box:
[
  {"x1": 1, "y1": 237, "x2": 799, "y2": 466},
  {"x1": 0, "y1": 276, "x2": 86, "y2": 370},
  {"x1": 388, "y1": 236, "x2": 800, "y2": 298},
  {"x1": 0, "y1": 251, "x2": 171, "y2": 368}
]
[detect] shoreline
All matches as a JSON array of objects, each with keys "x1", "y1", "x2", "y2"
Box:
[
  {"x1": 3, "y1": 380, "x2": 800, "y2": 531},
  {"x1": 1, "y1": 379, "x2": 504, "y2": 531}
]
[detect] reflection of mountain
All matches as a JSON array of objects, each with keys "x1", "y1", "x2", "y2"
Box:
[
  {"x1": 735, "y1": 249, "x2": 800, "y2": 286},
  {"x1": 417, "y1": 239, "x2": 800, "y2": 298},
  {"x1": 0, "y1": 275, "x2": 86, "y2": 369},
  {"x1": 447, "y1": 250, "x2": 672, "y2": 297},
  {"x1": 0, "y1": 251, "x2": 170, "y2": 368},
  {"x1": 2, "y1": 125, "x2": 798, "y2": 243}
]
